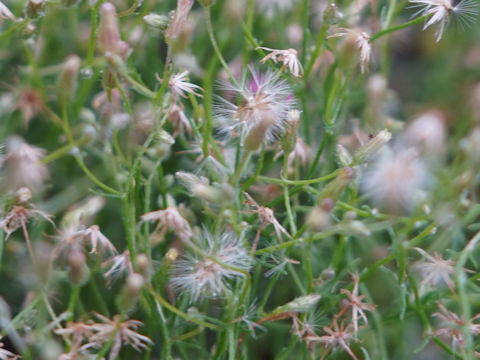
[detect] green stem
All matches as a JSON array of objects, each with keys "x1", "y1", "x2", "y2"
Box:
[
  {"x1": 370, "y1": 15, "x2": 427, "y2": 42},
  {"x1": 259, "y1": 169, "x2": 339, "y2": 185},
  {"x1": 204, "y1": 6, "x2": 241, "y2": 89},
  {"x1": 230, "y1": 151, "x2": 252, "y2": 185},
  {"x1": 304, "y1": 23, "x2": 328, "y2": 79},
  {"x1": 148, "y1": 287, "x2": 220, "y2": 330}
]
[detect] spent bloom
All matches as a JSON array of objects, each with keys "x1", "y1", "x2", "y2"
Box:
[
  {"x1": 170, "y1": 230, "x2": 251, "y2": 302},
  {"x1": 409, "y1": 0, "x2": 478, "y2": 42},
  {"x1": 305, "y1": 319, "x2": 359, "y2": 360},
  {"x1": 329, "y1": 28, "x2": 372, "y2": 73},
  {"x1": 339, "y1": 274, "x2": 376, "y2": 338},
  {"x1": 140, "y1": 207, "x2": 193, "y2": 242},
  {"x1": 412, "y1": 247, "x2": 456, "y2": 293},
  {"x1": 258, "y1": 47, "x2": 303, "y2": 78},
  {"x1": 214, "y1": 66, "x2": 297, "y2": 151},
  {"x1": 433, "y1": 303, "x2": 480, "y2": 350}
]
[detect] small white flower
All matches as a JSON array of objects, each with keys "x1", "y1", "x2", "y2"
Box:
[
  {"x1": 329, "y1": 28, "x2": 372, "y2": 73},
  {"x1": 166, "y1": 71, "x2": 203, "y2": 99},
  {"x1": 83, "y1": 225, "x2": 117, "y2": 255},
  {"x1": 258, "y1": 47, "x2": 303, "y2": 78},
  {"x1": 170, "y1": 231, "x2": 251, "y2": 302},
  {"x1": 413, "y1": 247, "x2": 456, "y2": 293},
  {"x1": 213, "y1": 66, "x2": 297, "y2": 150},
  {"x1": 409, "y1": 0, "x2": 478, "y2": 41}
]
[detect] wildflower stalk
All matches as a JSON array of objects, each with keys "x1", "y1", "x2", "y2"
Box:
[
  {"x1": 204, "y1": 6, "x2": 241, "y2": 89},
  {"x1": 40, "y1": 137, "x2": 91, "y2": 164},
  {"x1": 230, "y1": 151, "x2": 252, "y2": 185},
  {"x1": 255, "y1": 230, "x2": 337, "y2": 255},
  {"x1": 370, "y1": 15, "x2": 427, "y2": 42},
  {"x1": 304, "y1": 23, "x2": 328, "y2": 79},
  {"x1": 258, "y1": 169, "x2": 339, "y2": 185},
  {"x1": 148, "y1": 287, "x2": 220, "y2": 330},
  {"x1": 283, "y1": 154, "x2": 297, "y2": 234},
  {"x1": 242, "y1": 146, "x2": 265, "y2": 191},
  {"x1": 243, "y1": 0, "x2": 255, "y2": 66},
  {"x1": 87, "y1": 0, "x2": 103, "y2": 66},
  {"x1": 455, "y1": 231, "x2": 480, "y2": 358}
]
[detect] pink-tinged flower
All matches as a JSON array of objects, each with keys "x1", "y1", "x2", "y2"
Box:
[
  {"x1": 339, "y1": 274, "x2": 376, "y2": 339},
  {"x1": 53, "y1": 225, "x2": 116, "y2": 263},
  {"x1": 305, "y1": 319, "x2": 359, "y2": 360},
  {"x1": 409, "y1": 0, "x2": 478, "y2": 42},
  {"x1": 1, "y1": 205, "x2": 53, "y2": 239},
  {"x1": 412, "y1": 247, "x2": 456, "y2": 293},
  {"x1": 165, "y1": 0, "x2": 194, "y2": 41},
  {"x1": 103, "y1": 250, "x2": 133, "y2": 284},
  {"x1": 166, "y1": 71, "x2": 203, "y2": 99},
  {"x1": 1, "y1": 136, "x2": 48, "y2": 191},
  {"x1": 0, "y1": 1, "x2": 15, "y2": 20},
  {"x1": 214, "y1": 66, "x2": 297, "y2": 150},
  {"x1": 167, "y1": 103, "x2": 192, "y2": 136},
  {"x1": 83, "y1": 225, "x2": 117, "y2": 255},
  {"x1": 329, "y1": 28, "x2": 372, "y2": 73},
  {"x1": 170, "y1": 230, "x2": 251, "y2": 302},
  {"x1": 433, "y1": 303, "x2": 480, "y2": 350},
  {"x1": 140, "y1": 207, "x2": 193, "y2": 242},
  {"x1": 243, "y1": 192, "x2": 291, "y2": 252},
  {"x1": 98, "y1": 3, "x2": 129, "y2": 57},
  {"x1": 86, "y1": 314, "x2": 152, "y2": 360},
  {"x1": 258, "y1": 47, "x2": 303, "y2": 78}
]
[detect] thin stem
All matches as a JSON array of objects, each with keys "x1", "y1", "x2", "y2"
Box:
[
  {"x1": 148, "y1": 287, "x2": 220, "y2": 330},
  {"x1": 370, "y1": 15, "x2": 427, "y2": 42},
  {"x1": 204, "y1": 6, "x2": 241, "y2": 89},
  {"x1": 230, "y1": 151, "x2": 252, "y2": 185}
]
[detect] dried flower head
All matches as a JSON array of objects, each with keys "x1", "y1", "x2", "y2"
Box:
[
  {"x1": 258, "y1": 47, "x2": 303, "y2": 78},
  {"x1": 98, "y1": 3, "x2": 129, "y2": 57},
  {"x1": 103, "y1": 250, "x2": 133, "y2": 285},
  {"x1": 140, "y1": 207, "x2": 193, "y2": 242},
  {"x1": 330, "y1": 28, "x2": 372, "y2": 73},
  {"x1": 1, "y1": 204, "x2": 53, "y2": 239},
  {"x1": 170, "y1": 230, "x2": 251, "y2": 302},
  {"x1": 214, "y1": 66, "x2": 297, "y2": 151},
  {"x1": 339, "y1": 273, "x2": 376, "y2": 338},
  {"x1": 412, "y1": 247, "x2": 456, "y2": 293},
  {"x1": 409, "y1": 0, "x2": 478, "y2": 41},
  {"x1": 433, "y1": 303, "x2": 480, "y2": 350},
  {"x1": 305, "y1": 319, "x2": 359, "y2": 360}
]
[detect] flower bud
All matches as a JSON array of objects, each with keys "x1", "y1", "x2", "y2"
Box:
[
  {"x1": 98, "y1": 3, "x2": 129, "y2": 57},
  {"x1": 323, "y1": 3, "x2": 341, "y2": 24},
  {"x1": 58, "y1": 54, "x2": 81, "y2": 102},
  {"x1": 272, "y1": 294, "x2": 321, "y2": 315},
  {"x1": 117, "y1": 273, "x2": 145, "y2": 313},
  {"x1": 68, "y1": 249, "x2": 89, "y2": 285},
  {"x1": 136, "y1": 254, "x2": 150, "y2": 281},
  {"x1": 336, "y1": 144, "x2": 352, "y2": 167},
  {"x1": 143, "y1": 13, "x2": 169, "y2": 29},
  {"x1": 166, "y1": 248, "x2": 178, "y2": 263},
  {"x1": 281, "y1": 110, "x2": 301, "y2": 154},
  {"x1": 353, "y1": 129, "x2": 392, "y2": 164},
  {"x1": 320, "y1": 167, "x2": 354, "y2": 202},
  {"x1": 244, "y1": 113, "x2": 275, "y2": 151}
]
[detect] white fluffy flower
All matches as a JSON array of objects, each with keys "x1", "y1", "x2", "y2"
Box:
[
  {"x1": 409, "y1": 0, "x2": 478, "y2": 41},
  {"x1": 213, "y1": 66, "x2": 297, "y2": 150},
  {"x1": 170, "y1": 231, "x2": 251, "y2": 302}
]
